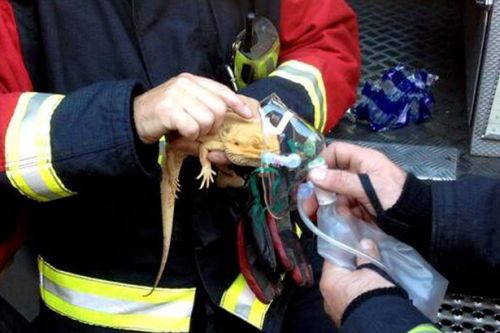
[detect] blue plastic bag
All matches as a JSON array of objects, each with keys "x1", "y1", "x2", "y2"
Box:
[{"x1": 354, "y1": 65, "x2": 439, "y2": 132}]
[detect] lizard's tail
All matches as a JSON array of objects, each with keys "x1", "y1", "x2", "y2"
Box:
[{"x1": 146, "y1": 150, "x2": 184, "y2": 296}]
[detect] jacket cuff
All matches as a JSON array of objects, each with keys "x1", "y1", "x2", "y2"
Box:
[
  {"x1": 240, "y1": 76, "x2": 315, "y2": 127},
  {"x1": 129, "y1": 85, "x2": 160, "y2": 178},
  {"x1": 378, "y1": 174, "x2": 432, "y2": 256},
  {"x1": 430, "y1": 177, "x2": 500, "y2": 293},
  {"x1": 51, "y1": 80, "x2": 160, "y2": 192},
  {"x1": 341, "y1": 291, "x2": 433, "y2": 333},
  {"x1": 341, "y1": 287, "x2": 408, "y2": 325}
]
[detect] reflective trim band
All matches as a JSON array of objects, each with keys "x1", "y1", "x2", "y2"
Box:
[
  {"x1": 220, "y1": 274, "x2": 271, "y2": 330},
  {"x1": 158, "y1": 136, "x2": 167, "y2": 166},
  {"x1": 39, "y1": 257, "x2": 195, "y2": 332},
  {"x1": 408, "y1": 324, "x2": 442, "y2": 333},
  {"x1": 5, "y1": 93, "x2": 74, "y2": 201},
  {"x1": 295, "y1": 223, "x2": 303, "y2": 239},
  {"x1": 270, "y1": 60, "x2": 327, "y2": 132}
]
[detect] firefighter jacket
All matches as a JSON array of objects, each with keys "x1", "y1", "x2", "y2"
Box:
[{"x1": 0, "y1": 0, "x2": 361, "y2": 332}]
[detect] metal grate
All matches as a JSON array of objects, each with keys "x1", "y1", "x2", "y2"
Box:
[
  {"x1": 437, "y1": 295, "x2": 500, "y2": 333},
  {"x1": 351, "y1": 0, "x2": 461, "y2": 83},
  {"x1": 337, "y1": 0, "x2": 466, "y2": 149},
  {"x1": 334, "y1": 0, "x2": 500, "y2": 179}
]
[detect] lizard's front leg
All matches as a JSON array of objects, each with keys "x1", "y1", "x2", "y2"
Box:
[{"x1": 196, "y1": 143, "x2": 217, "y2": 189}]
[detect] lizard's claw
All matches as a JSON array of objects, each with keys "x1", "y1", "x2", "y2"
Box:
[
  {"x1": 196, "y1": 167, "x2": 216, "y2": 189},
  {"x1": 168, "y1": 178, "x2": 182, "y2": 199}
]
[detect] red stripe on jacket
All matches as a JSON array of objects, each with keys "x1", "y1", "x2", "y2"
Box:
[
  {"x1": 0, "y1": 92, "x2": 21, "y2": 173},
  {"x1": 0, "y1": 0, "x2": 33, "y2": 269},
  {"x1": 279, "y1": 0, "x2": 361, "y2": 131},
  {"x1": 0, "y1": 0, "x2": 32, "y2": 93},
  {"x1": 0, "y1": 0, "x2": 33, "y2": 171}
]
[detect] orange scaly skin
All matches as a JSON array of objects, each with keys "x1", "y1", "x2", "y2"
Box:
[{"x1": 151, "y1": 112, "x2": 280, "y2": 292}]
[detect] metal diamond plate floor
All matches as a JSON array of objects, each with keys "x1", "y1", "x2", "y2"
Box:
[
  {"x1": 337, "y1": 0, "x2": 500, "y2": 331},
  {"x1": 345, "y1": 141, "x2": 459, "y2": 181},
  {"x1": 335, "y1": 0, "x2": 500, "y2": 179}
]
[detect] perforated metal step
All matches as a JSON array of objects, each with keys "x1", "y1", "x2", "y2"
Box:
[{"x1": 438, "y1": 295, "x2": 500, "y2": 333}]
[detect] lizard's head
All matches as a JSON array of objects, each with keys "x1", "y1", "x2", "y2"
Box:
[{"x1": 222, "y1": 118, "x2": 280, "y2": 168}]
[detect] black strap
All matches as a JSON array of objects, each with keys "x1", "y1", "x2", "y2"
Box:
[
  {"x1": 355, "y1": 263, "x2": 409, "y2": 299},
  {"x1": 359, "y1": 173, "x2": 385, "y2": 217},
  {"x1": 356, "y1": 263, "x2": 397, "y2": 286}
]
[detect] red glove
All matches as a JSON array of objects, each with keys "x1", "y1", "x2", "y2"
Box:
[
  {"x1": 266, "y1": 212, "x2": 313, "y2": 287},
  {"x1": 237, "y1": 216, "x2": 283, "y2": 304},
  {"x1": 237, "y1": 170, "x2": 313, "y2": 303}
]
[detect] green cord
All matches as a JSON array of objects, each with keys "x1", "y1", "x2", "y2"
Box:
[{"x1": 249, "y1": 168, "x2": 288, "y2": 216}]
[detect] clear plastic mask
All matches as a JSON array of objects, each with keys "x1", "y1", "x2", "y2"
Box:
[{"x1": 258, "y1": 94, "x2": 326, "y2": 217}]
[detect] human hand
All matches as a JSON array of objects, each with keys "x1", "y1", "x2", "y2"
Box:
[
  {"x1": 305, "y1": 142, "x2": 407, "y2": 219},
  {"x1": 133, "y1": 73, "x2": 254, "y2": 145},
  {"x1": 320, "y1": 238, "x2": 394, "y2": 326},
  {"x1": 165, "y1": 94, "x2": 261, "y2": 165}
]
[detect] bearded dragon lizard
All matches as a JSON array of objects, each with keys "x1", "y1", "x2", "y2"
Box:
[{"x1": 151, "y1": 111, "x2": 280, "y2": 292}]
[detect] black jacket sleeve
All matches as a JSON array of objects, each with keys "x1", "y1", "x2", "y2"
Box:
[
  {"x1": 51, "y1": 80, "x2": 159, "y2": 193},
  {"x1": 341, "y1": 291, "x2": 439, "y2": 333},
  {"x1": 380, "y1": 175, "x2": 500, "y2": 296},
  {"x1": 430, "y1": 177, "x2": 500, "y2": 295}
]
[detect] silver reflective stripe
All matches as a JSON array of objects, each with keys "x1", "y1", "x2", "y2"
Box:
[
  {"x1": 233, "y1": 283, "x2": 259, "y2": 320},
  {"x1": 42, "y1": 276, "x2": 194, "y2": 317},
  {"x1": 220, "y1": 274, "x2": 271, "y2": 329},
  {"x1": 18, "y1": 94, "x2": 61, "y2": 200},
  {"x1": 5, "y1": 93, "x2": 74, "y2": 201},
  {"x1": 38, "y1": 257, "x2": 194, "y2": 332},
  {"x1": 280, "y1": 65, "x2": 326, "y2": 119},
  {"x1": 270, "y1": 60, "x2": 327, "y2": 131}
]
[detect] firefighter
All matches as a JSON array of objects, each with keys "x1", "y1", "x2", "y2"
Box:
[
  {"x1": 0, "y1": 1, "x2": 361, "y2": 332},
  {"x1": 305, "y1": 142, "x2": 500, "y2": 332}
]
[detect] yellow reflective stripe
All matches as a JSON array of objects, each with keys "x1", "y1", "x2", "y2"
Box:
[
  {"x1": 220, "y1": 274, "x2": 271, "y2": 330},
  {"x1": 408, "y1": 324, "x2": 442, "y2": 333},
  {"x1": 248, "y1": 299, "x2": 268, "y2": 329},
  {"x1": 35, "y1": 95, "x2": 72, "y2": 197},
  {"x1": 41, "y1": 291, "x2": 190, "y2": 333},
  {"x1": 39, "y1": 257, "x2": 194, "y2": 304},
  {"x1": 157, "y1": 136, "x2": 167, "y2": 166},
  {"x1": 295, "y1": 223, "x2": 303, "y2": 239},
  {"x1": 5, "y1": 93, "x2": 74, "y2": 201},
  {"x1": 39, "y1": 258, "x2": 195, "y2": 332},
  {"x1": 270, "y1": 69, "x2": 322, "y2": 128},
  {"x1": 270, "y1": 60, "x2": 327, "y2": 132},
  {"x1": 220, "y1": 274, "x2": 246, "y2": 312},
  {"x1": 6, "y1": 93, "x2": 40, "y2": 200}
]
